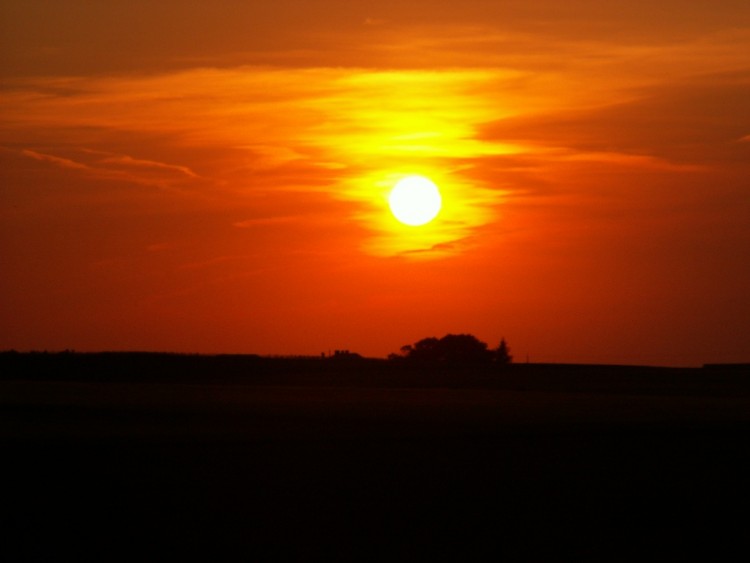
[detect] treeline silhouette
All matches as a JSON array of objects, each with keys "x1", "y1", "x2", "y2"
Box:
[
  {"x1": 0, "y1": 334, "x2": 513, "y2": 384},
  {"x1": 2, "y1": 344, "x2": 749, "y2": 396}
]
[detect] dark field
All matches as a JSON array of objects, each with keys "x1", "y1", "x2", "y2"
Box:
[{"x1": 3, "y1": 355, "x2": 750, "y2": 561}]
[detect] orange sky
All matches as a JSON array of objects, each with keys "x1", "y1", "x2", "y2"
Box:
[{"x1": 1, "y1": 1, "x2": 749, "y2": 365}]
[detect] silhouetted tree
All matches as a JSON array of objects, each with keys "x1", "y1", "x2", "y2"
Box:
[
  {"x1": 494, "y1": 338, "x2": 512, "y2": 365},
  {"x1": 400, "y1": 337, "x2": 441, "y2": 362},
  {"x1": 393, "y1": 334, "x2": 493, "y2": 365}
]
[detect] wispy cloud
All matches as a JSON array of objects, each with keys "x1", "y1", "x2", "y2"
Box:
[
  {"x1": 21, "y1": 149, "x2": 90, "y2": 171},
  {"x1": 98, "y1": 154, "x2": 198, "y2": 178},
  {"x1": 19, "y1": 147, "x2": 202, "y2": 189},
  {"x1": 552, "y1": 151, "x2": 708, "y2": 172}
]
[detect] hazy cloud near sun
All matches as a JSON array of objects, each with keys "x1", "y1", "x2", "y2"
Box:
[
  {"x1": 480, "y1": 70, "x2": 750, "y2": 166},
  {"x1": 3, "y1": 14, "x2": 749, "y2": 255},
  {"x1": 2, "y1": 66, "x2": 525, "y2": 255}
]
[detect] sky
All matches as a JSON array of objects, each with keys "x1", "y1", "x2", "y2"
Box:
[{"x1": 1, "y1": 0, "x2": 749, "y2": 365}]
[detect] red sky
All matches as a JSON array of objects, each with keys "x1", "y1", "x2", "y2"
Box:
[{"x1": 1, "y1": 1, "x2": 749, "y2": 365}]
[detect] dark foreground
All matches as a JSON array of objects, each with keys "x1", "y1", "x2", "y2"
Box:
[{"x1": 3, "y1": 355, "x2": 750, "y2": 561}]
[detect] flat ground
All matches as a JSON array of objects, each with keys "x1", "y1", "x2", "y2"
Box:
[{"x1": 3, "y1": 365, "x2": 750, "y2": 561}]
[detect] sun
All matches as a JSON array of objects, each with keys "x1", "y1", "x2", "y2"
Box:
[{"x1": 388, "y1": 175, "x2": 442, "y2": 226}]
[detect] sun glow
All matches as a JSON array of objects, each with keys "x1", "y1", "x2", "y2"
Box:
[{"x1": 388, "y1": 175, "x2": 442, "y2": 226}]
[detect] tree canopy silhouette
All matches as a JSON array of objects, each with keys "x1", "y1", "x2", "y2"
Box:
[{"x1": 391, "y1": 333, "x2": 513, "y2": 366}]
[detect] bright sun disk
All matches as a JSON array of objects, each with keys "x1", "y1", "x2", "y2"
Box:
[{"x1": 388, "y1": 175, "x2": 442, "y2": 226}]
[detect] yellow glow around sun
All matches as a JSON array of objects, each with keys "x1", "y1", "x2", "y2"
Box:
[
  {"x1": 300, "y1": 70, "x2": 517, "y2": 256},
  {"x1": 388, "y1": 175, "x2": 442, "y2": 226}
]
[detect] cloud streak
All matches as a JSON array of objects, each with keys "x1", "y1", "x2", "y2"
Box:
[
  {"x1": 21, "y1": 149, "x2": 90, "y2": 171},
  {"x1": 18, "y1": 147, "x2": 202, "y2": 189},
  {"x1": 97, "y1": 155, "x2": 199, "y2": 178}
]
